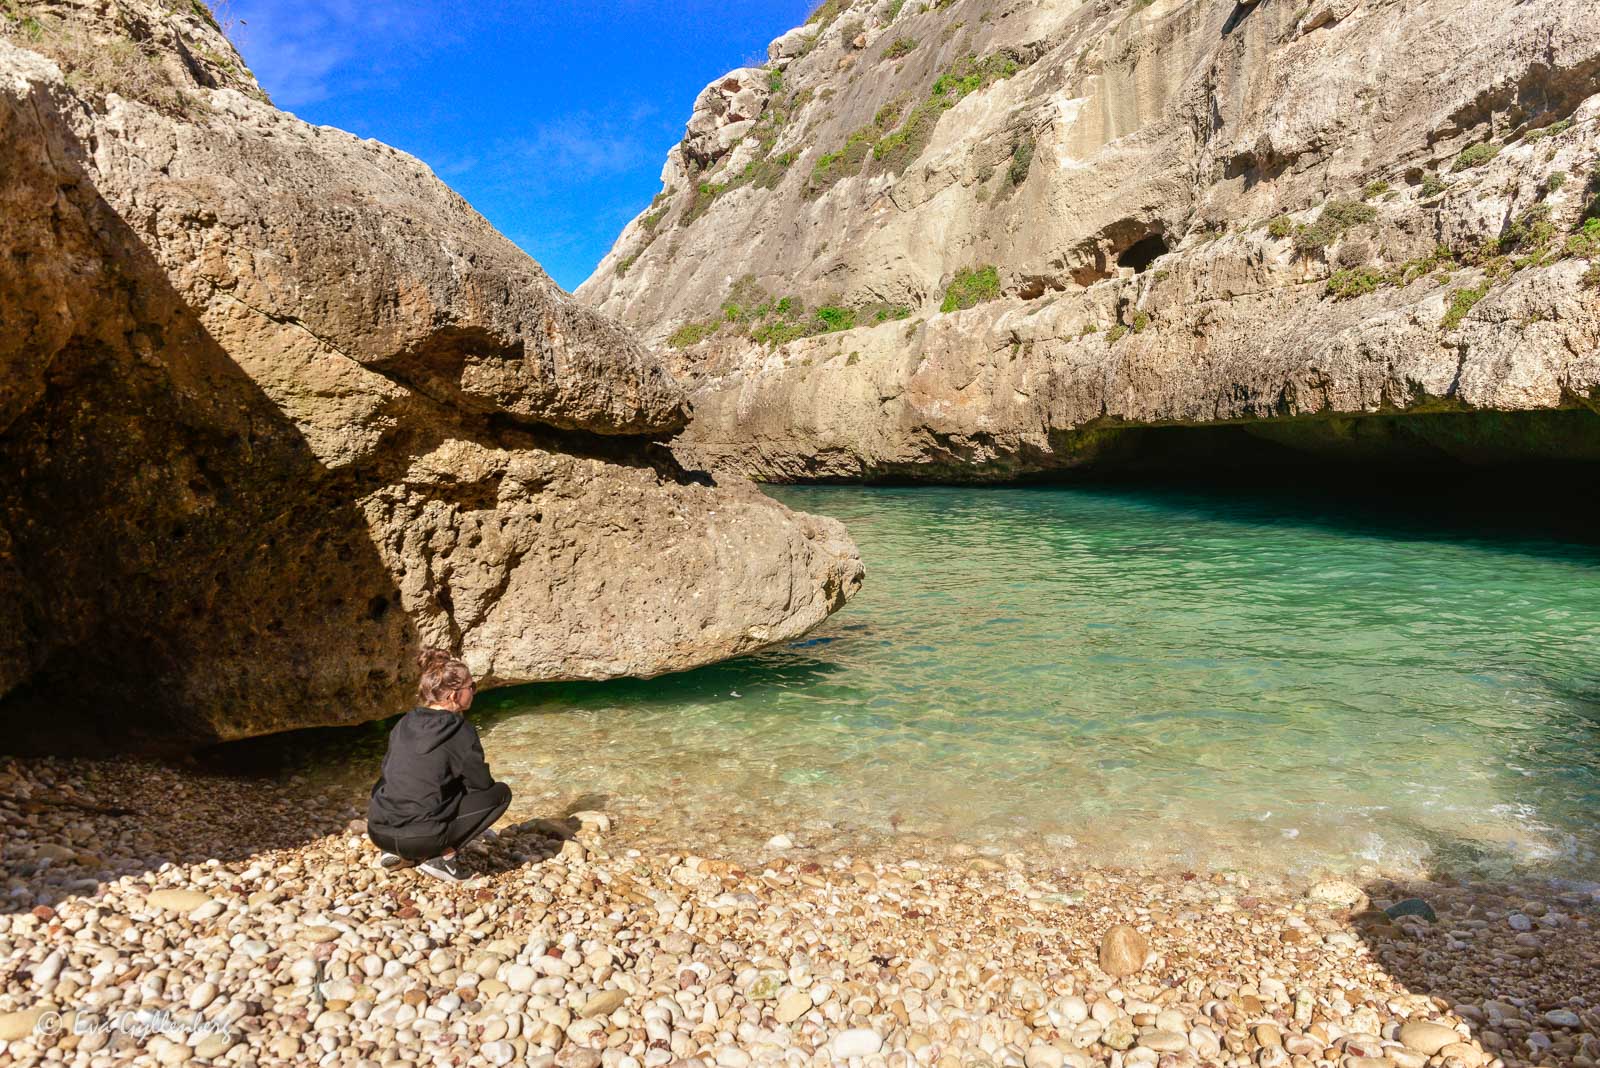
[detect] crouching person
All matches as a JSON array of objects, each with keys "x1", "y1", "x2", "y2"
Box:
[{"x1": 367, "y1": 648, "x2": 511, "y2": 882}]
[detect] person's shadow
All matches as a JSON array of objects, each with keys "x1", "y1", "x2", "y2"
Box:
[{"x1": 457, "y1": 815, "x2": 584, "y2": 876}]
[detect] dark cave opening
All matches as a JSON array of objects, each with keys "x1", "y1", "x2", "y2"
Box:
[{"x1": 1116, "y1": 233, "x2": 1170, "y2": 273}]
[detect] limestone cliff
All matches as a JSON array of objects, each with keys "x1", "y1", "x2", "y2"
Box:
[
  {"x1": 0, "y1": 1, "x2": 862, "y2": 748},
  {"x1": 580, "y1": 0, "x2": 1600, "y2": 481}
]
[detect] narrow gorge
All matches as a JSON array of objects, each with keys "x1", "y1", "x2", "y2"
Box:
[
  {"x1": 1, "y1": 4, "x2": 1598, "y2": 1067},
  {"x1": 0, "y1": 0, "x2": 862, "y2": 751},
  {"x1": 580, "y1": 0, "x2": 1600, "y2": 482}
]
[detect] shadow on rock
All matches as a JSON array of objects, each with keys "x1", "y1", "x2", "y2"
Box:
[
  {"x1": 1353, "y1": 871, "x2": 1600, "y2": 1066},
  {"x1": 0, "y1": 755, "x2": 589, "y2": 915},
  {"x1": 1, "y1": 756, "x2": 365, "y2": 916}
]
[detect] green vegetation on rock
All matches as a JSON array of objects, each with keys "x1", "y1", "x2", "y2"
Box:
[
  {"x1": 1292, "y1": 199, "x2": 1377, "y2": 256},
  {"x1": 865, "y1": 52, "x2": 1026, "y2": 178},
  {"x1": 807, "y1": 50, "x2": 1025, "y2": 194},
  {"x1": 806, "y1": 0, "x2": 846, "y2": 29},
  {"x1": 814, "y1": 305, "x2": 856, "y2": 332},
  {"x1": 667, "y1": 277, "x2": 919, "y2": 349},
  {"x1": 1452, "y1": 141, "x2": 1500, "y2": 172},
  {"x1": 940, "y1": 265, "x2": 1001, "y2": 313},
  {"x1": 683, "y1": 181, "x2": 727, "y2": 225},
  {"x1": 1006, "y1": 136, "x2": 1035, "y2": 188},
  {"x1": 1326, "y1": 266, "x2": 1386, "y2": 299},
  {"x1": 1440, "y1": 282, "x2": 1489, "y2": 330},
  {"x1": 1522, "y1": 118, "x2": 1572, "y2": 142},
  {"x1": 667, "y1": 321, "x2": 718, "y2": 349},
  {"x1": 882, "y1": 37, "x2": 918, "y2": 59}
]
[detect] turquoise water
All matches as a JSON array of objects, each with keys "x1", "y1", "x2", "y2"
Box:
[{"x1": 470, "y1": 484, "x2": 1600, "y2": 879}]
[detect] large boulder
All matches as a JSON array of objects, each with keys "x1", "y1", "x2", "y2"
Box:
[{"x1": 0, "y1": 3, "x2": 861, "y2": 749}]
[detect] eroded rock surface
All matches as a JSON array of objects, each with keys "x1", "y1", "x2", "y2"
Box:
[
  {"x1": 580, "y1": 0, "x2": 1600, "y2": 481},
  {"x1": 0, "y1": 2, "x2": 861, "y2": 748}
]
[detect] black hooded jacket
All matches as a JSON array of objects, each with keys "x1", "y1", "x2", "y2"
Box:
[{"x1": 368, "y1": 708, "x2": 498, "y2": 838}]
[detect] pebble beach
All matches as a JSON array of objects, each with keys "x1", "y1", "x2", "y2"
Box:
[{"x1": 3, "y1": 756, "x2": 1598, "y2": 1068}]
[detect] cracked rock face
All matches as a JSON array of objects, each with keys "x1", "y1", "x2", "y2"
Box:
[
  {"x1": 580, "y1": 0, "x2": 1600, "y2": 482},
  {"x1": 0, "y1": 2, "x2": 861, "y2": 748}
]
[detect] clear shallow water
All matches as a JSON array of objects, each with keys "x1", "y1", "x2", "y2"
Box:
[{"x1": 293, "y1": 483, "x2": 1600, "y2": 880}]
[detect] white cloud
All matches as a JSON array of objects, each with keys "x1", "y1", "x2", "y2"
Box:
[{"x1": 228, "y1": 1, "x2": 457, "y2": 109}]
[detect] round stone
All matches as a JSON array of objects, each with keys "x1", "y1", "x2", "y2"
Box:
[
  {"x1": 1140, "y1": 1030, "x2": 1188, "y2": 1052},
  {"x1": 1100, "y1": 925, "x2": 1149, "y2": 977},
  {"x1": 146, "y1": 889, "x2": 212, "y2": 913},
  {"x1": 829, "y1": 1029, "x2": 884, "y2": 1058},
  {"x1": 1399, "y1": 1021, "x2": 1462, "y2": 1055}
]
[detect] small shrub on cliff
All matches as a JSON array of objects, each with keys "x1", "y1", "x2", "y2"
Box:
[
  {"x1": 882, "y1": 37, "x2": 918, "y2": 59},
  {"x1": 815, "y1": 306, "x2": 856, "y2": 332},
  {"x1": 1440, "y1": 283, "x2": 1489, "y2": 331},
  {"x1": 615, "y1": 253, "x2": 639, "y2": 277},
  {"x1": 640, "y1": 204, "x2": 669, "y2": 231},
  {"x1": 1325, "y1": 266, "x2": 1385, "y2": 299},
  {"x1": 1266, "y1": 216, "x2": 1293, "y2": 239},
  {"x1": 1583, "y1": 263, "x2": 1600, "y2": 291},
  {"x1": 1522, "y1": 119, "x2": 1572, "y2": 142},
  {"x1": 1006, "y1": 136, "x2": 1036, "y2": 187},
  {"x1": 741, "y1": 150, "x2": 798, "y2": 190},
  {"x1": 682, "y1": 182, "x2": 727, "y2": 226},
  {"x1": 806, "y1": 0, "x2": 846, "y2": 28},
  {"x1": 1130, "y1": 310, "x2": 1151, "y2": 333},
  {"x1": 667, "y1": 321, "x2": 719, "y2": 349},
  {"x1": 1497, "y1": 204, "x2": 1556, "y2": 257},
  {"x1": 940, "y1": 265, "x2": 1001, "y2": 313},
  {"x1": 1452, "y1": 141, "x2": 1500, "y2": 172},
  {"x1": 1419, "y1": 171, "x2": 1447, "y2": 199},
  {"x1": 1292, "y1": 199, "x2": 1377, "y2": 257},
  {"x1": 1323, "y1": 200, "x2": 1379, "y2": 229},
  {"x1": 1394, "y1": 245, "x2": 1456, "y2": 285},
  {"x1": 1106, "y1": 325, "x2": 1129, "y2": 343},
  {"x1": 933, "y1": 53, "x2": 1018, "y2": 99},
  {"x1": 1361, "y1": 179, "x2": 1390, "y2": 200}
]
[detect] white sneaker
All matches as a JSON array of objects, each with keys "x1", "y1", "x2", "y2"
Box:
[{"x1": 377, "y1": 852, "x2": 407, "y2": 869}]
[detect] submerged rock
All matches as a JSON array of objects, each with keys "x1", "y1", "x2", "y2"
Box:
[
  {"x1": 1386, "y1": 897, "x2": 1438, "y2": 923},
  {"x1": 0, "y1": 2, "x2": 861, "y2": 748}
]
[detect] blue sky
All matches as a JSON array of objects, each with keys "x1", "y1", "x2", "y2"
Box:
[{"x1": 225, "y1": 1, "x2": 813, "y2": 292}]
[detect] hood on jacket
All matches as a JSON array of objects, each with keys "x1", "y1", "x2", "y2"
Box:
[{"x1": 391, "y1": 707, "x2": 465, "y2": 755}]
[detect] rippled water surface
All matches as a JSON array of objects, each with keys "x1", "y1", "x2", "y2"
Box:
[{"x1": 326, "y1": 484, "x2": 1600, "y2": 878}]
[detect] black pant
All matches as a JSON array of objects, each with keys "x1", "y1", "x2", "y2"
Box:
[{"x1": 369, "y1": 782, "x2": 511, "y2": 861}]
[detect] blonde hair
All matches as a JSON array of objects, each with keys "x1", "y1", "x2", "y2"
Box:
[{"x1": 417, "y1": 648, "x2": 474, "y2": 710}]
